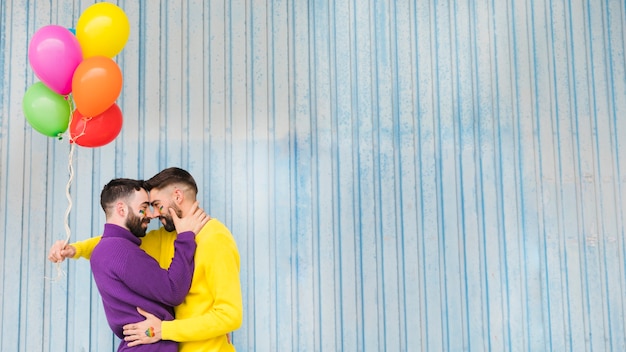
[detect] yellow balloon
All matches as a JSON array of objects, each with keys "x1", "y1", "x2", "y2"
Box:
[{"x1": 76, "y1": 2, "x2": 130, "y2": 58}]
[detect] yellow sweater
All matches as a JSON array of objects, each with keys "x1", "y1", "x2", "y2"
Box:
[{"x1": 73, "y1": 219, "x2": 243, "y2": 352}]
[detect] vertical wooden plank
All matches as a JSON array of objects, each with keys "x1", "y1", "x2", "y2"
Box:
[
  {"x1": 484, "y1": 4, "x2": 504, "y2": 350},
  {"x1": 268, "y1": 0, "x2": 294, "y2": 349},
  {"x1": 452, "y1": 0, "x2": 486, "y2": 351},
  {"x1": 163, "y1": 0, "x2": 183, "y2": 166},
  {"x1": 578, "y1": 1, "x2": 608, "y2": 350},
  {"x1": 139, "y1": 0, "x2": 162, "y2": 175},
  {"x1": 182, "y1": 0, "x2": 205, "y2": 174},
  {"x1": 310, "y1": 0, "x2": 338, "y2": 350},
  {"x1": 547, "y1": 1, "x2": 580, "y2": 351},
  {"x1": 0, "y1": 7, "x2": 7, "y2": 347},
  {"x1": 434, "y1": 1, "x2": 460, "y2": 350},
  {"x1": 470, "y1": 0, "x2": 496, "y2": 350},
  {"x1": 6, "y1": 1, "x2": 33, "y2": 351},
  {"x1": 71, "y1": 150, "x2": 97, "y2": 352},
  {"x1": 46, "y1": 150, "x2": 78, "y2": 349},
  {"x1": 372, "y1": 0, "x2": 402, "y2": 350},
  {"x1": 352, "y1": 0, "x2": 380, "y2": 350},
  {"x1": 250, "y1": 0, "x2": 272, "y2": 349},
  {"x1": 531, "y1": 0, "x2": 562, "y2": 349},
  {"x1": 560, "y1": 1, "x2": 589, "y2": 350},
  {"x1": 116, "y1": 0, "x2": 141, "y2": 178},
  {"x1": 395, "y1": 0, "x2": 421, "y2": 350},
  {"x1": 413, "y1": 0, "x2": 445, "y2": 350},
  {"x1": 511, "y1": 0, "x2": 540, "y2": 349},
  {"x1": 331, "y1": 0, "x2": 360, "y2": 350},
  {"x1": 572, "y1": 2, "x2": 595, "y2": 350},
  {"x1": 590, "y1": 0, "x2": 614, "y2": 348},
  {"x1": 527, "y1": 0, "x2": 558, "y2": 349},
  {"x1": 290, "y1": 0, "x2": 315, "y2": 350},
  {"x1": 606, "y1": 0, "x2": 626, "y2": 349},
  {"x1": 523, "y1": 3, "x2": 543, "y2": 347},
  {"x1": 591, "y1": 1, "x2": 623, "y2": 350},
  {"x1": 204, "y1": 0, "x2": 227, "y2": 221},
  {"x1": 554, "y1": 2, "x2": 583, "y2": 347},
  {"x1": 495, "y1": 7, "x2": 529, "y2": 345},
  {"x1": 226, "y1": 0, "x2": 251, "y2": 349}
]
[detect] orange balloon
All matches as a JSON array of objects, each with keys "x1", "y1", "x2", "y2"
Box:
[{"x1": 72, "y1": 56, "x2": 122, "y2": 117}]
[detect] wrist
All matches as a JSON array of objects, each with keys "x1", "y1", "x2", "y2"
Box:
[{"x1": 155, "y1": 321, "x2": 163, "y2": 340}]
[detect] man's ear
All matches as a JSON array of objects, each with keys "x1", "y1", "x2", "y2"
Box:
[
  {"x1": 115, "y1": 202, "x2": 127, "y2": 217},
  {"x1": 173, "y1": 188, "x2": 184, "y2": 204}
]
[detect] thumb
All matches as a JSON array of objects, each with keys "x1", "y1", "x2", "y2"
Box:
[
  {"x1": 60, "y1": 246, "x2": 75, "y2": 258},
  {"x1": 136, "y1": 307, "x2": 156, "y2": 319},
  {"x1": 136, "y1": 307, "x2": 149, "y2": 318},
  {"x1": 168, "y1": 207, "x2": 180, "y2": 219}
]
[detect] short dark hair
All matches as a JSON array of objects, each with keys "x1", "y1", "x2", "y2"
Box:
[
  {"x1": 100, "y1": 178, "x2": 146, "y2": 215},
  {"x1": 145, "y1": 167, "x2": 198, "y2": 195}
]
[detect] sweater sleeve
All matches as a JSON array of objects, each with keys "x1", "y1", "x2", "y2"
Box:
[
  {"x1": 72, "y1": 235, "x2": 102, "y2": 260},
  {"x1": 117, "y1": 231, "x2": 197, "y2": 306},
  {"x1": 161, "y1": 234, "x2": 243, "y2": 341},
  {"x1": 72, "y1": 228, "x2": 168, "y2": 261}
]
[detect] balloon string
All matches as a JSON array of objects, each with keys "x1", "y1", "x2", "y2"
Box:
[
  {"x1": 47, "y1": 97, "x2": 77, "y2": 281},
  {"x1": 70, "y1": 118, "x2": 89, "y2": 143},
  {"x1": 64, "y1": 141, "x2": 75, "y2": 245}
]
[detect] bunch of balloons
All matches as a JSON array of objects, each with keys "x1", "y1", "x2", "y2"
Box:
[{"x1": 22, "y1": 2, "x2": 129, "y2": 148}]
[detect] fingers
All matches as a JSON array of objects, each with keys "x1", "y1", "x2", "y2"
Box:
[
  {"x1": 168, "y1": 201, "x2": 199, "y2": 219},
  {"x1": 122, "y1": 323, "x2": 136, "y2": 332},
  {"x1": 194, "y1": 210, "x2": 210, "y2": 234},
  {"x1": 127, "y1": 339, "x2": 142, "y2": 347},
  {"x1": 122, "y1": 328, "x2": 144, "y2": 347},
  {"x1": 122, "y1": 307, "x2": 162, "y2": 346},
  {"x1": 169, "y1": 201, "x2": 210, "y2": 234},
  {"x1": 48, "y1": 240, "x2": 70, "y2": 263},
  {"x1": 188, "y1": 201, "x2": 199, "y2": 215},
  {"x1": 189, "y1": 204, "x2": 209, "y2": 234}
]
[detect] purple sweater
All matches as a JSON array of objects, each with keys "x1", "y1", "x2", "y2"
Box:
[{"x1": 90, "y1": 223, "x2": 196, "y2": 352}]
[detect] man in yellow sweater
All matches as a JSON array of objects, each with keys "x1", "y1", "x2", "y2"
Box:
[{"x1": 48, "y1": 167, "x2": 243, "y2": 352}]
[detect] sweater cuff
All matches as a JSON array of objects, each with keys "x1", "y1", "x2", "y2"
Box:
[
  {"x1": 72, "y1": 245, "x2": 86, "y2": 259},
  {"x1": 160, "y1": 320, "x2": 175, "y2": 341},
  {"x1": 177, "y1": 231, "x2": 195, "y2": 240}
]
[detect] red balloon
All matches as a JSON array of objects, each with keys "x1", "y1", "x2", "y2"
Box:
[
  {"x1": 72, "y1": 56, "x2": 123, "y2": 117},
  {"x1": 70, "y1": 103, "x2": 123, "y2": 147}
]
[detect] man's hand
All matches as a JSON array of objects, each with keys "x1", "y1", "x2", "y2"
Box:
[
  {"x1": 171, "y1": 201, "x2": 210, "y2": 235},
  {"x1": 123, "y1": 307, "x2": 162, "y2": 346},
  {"x1": 47, "y1": 240, "x2": 76, "y2": 263}
]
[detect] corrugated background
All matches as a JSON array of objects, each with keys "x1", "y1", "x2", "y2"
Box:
[{"x1": 1, "y1": 0, "x2": 625, "y2": 351}]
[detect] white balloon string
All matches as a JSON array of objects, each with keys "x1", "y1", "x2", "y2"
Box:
[
  {"x1": 64, "y1": 94, "x2": 75, "y2": 244},
  {"x1": 47, "y1": 97, "x2": 76, "y2": 281},
  {"x1": 64, "y1": 141, "x2": 75, "y2": 245}
]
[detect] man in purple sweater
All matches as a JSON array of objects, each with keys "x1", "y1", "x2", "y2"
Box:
[{"x1": 90, "y1": 178, "x2": 209, "y2": 351}]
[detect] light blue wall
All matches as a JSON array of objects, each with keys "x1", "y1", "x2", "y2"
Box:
[{"x1": 1, "y1": 0, "x2": 625, "y2": 351}]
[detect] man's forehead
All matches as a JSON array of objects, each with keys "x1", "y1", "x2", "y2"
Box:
[
  {"x1": 132, "y1": 189, "x2": 150, "y2": 204},
  {"x1": 148, "y1": 187, "x2": 169, "y2": 203}
]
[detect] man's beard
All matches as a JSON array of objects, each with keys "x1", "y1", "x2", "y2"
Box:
[
  {"x1": 126, "y1": 211, "x2": 149, "y2": 238},
  {"x1": 160, "y1": 202, "x2": 182, "y2": 232}
]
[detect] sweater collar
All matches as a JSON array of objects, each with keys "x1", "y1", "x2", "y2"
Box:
[{"x1": 102, "y1": 223, "x2": 141, "y2": 245}]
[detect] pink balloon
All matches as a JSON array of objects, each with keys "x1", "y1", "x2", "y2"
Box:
[{"x1": 28, "y1": 25, "x2": 83, "y2": 95}]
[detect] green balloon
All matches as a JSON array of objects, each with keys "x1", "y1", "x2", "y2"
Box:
[{"x1": 22, "y1": 82, "x2": 71, "y2": 137}]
